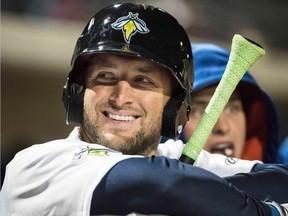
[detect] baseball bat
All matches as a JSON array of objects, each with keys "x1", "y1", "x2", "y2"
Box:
[{"x1": 180, "y1": 34, "x2": 265, "y2": 164}]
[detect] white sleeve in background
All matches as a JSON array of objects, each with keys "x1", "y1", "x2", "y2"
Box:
[
  {"x1": 194, "y1": 150, "x2": 263, "y2": 177},
  {"x1": 157, "y1": 140, "x2": 263, "y2": 177},
  {"x1": 157, "y1": 139, "x2": 184, "y2": 159}
]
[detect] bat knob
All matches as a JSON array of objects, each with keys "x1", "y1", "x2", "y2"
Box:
[{"x1": 179, "y1": 154, "x2": 195, "y2": 165}]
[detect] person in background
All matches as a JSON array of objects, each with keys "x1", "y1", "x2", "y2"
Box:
[
  {"x1": 1, "y1": 3, "x2": 287, "y2": 216},
  {"x1": 182, "y1": 43, "x2": 280, "y2": 163}
]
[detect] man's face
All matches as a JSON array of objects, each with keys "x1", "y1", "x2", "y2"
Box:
[
  {"x1": 81, "y1": 54, "x2": 173, "y2": 156},
  {"x1": 184, "y1": 85, "x2": 246, "y2": 158}
]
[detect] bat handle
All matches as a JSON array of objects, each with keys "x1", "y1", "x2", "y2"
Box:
[{"x1": 179, "y1": 154, "x2": 195, "y2": 164}]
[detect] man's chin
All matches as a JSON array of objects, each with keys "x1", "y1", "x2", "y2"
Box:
[
  {"x1": 100, "y1": 133, "x2": 136, "y2": 149},
  {"x1": 102, "y1": 131, "x2": 133, "y2": 141}
]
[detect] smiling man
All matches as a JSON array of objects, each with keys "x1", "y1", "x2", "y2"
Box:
[
  {"x1": 81, "y1": 54, "x2": 174, "y2": 156},
  {"x1": 1, "y1": 3, "x2": 287, "y2": 216}
]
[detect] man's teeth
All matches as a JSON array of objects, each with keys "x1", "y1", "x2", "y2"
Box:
[
  {"x1": 212, "y1": 143, "x2": 234, "y2": 156},
  {"x1": 108, "y1": 113, "x2": 135, "y2": 121},
  {"x1": 224, "y1": 148, "x2": 233, "y2": 156}
]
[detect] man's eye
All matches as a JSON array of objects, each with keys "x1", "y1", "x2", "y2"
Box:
[
  {"x1": 134, "y1": 76, "x2": 155, "y2": 86},
  {"x1": 94, "y1": 72, "x2": 118, "y2": 85},
  {"x1": 97, "y1": 72, "x2": 116, "y2": 81},
  {"x1": 227, "y1": 105, "x2": 240, "y2": 113},
  {"x1": 87, "y1": 72, "x2": 117, "y2": 87},
  {"x1": 190, "y1": 106, "x2": 205, "y2": 118},
  {"x1": 225, "y1": 101, "x2": 243, "y2": 114}
]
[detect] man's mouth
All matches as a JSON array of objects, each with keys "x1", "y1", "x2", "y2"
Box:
[
  {"x1": 103, "y1": 111, "x2": 137, "y2": 121},
  {"x1": 210, "y1": 143, "x2": 234, "y2": 157}
]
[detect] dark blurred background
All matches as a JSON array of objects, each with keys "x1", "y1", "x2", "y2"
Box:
[{"x1": 1, "y1": 0, "x2": 288, "y2": 185}]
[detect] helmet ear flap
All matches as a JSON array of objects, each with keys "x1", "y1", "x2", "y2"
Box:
[
  {"x1": 161, "y1": 92, "x2": 188, "y2": 140},
  {"x1": 62, "y1": 82, "x2": 84, "y2": 124},
  {"x1": 161, "y1": 59, "x2": 192, "y2": 140}
]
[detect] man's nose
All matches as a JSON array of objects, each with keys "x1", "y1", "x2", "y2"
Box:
[
  {"x1": 109, "y1": 80, "x2": 134, "y2": 108},
  {"x1": 212, "y1": 114, "x2": 230, "y2": 135}
]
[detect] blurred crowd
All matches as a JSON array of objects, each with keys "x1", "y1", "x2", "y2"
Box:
[{"x1": 2, "y1": 0, "x2": 288, "y2": 50}]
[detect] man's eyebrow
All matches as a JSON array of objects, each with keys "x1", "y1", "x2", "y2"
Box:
[
  {"x1": 137, "y1": 66, "x2": 157, "y2": 74},
  {"x1": 229, "y1": 92, "x2": 241, "y2": 101},
  {"x1": 92, "y1": 58, "x2": 116, "y2": 68},
  {"x1": 91, "y1": 56, "x2": 164, "y2": 75},
  {"x1": 191, "y1": 98, "x2": 210, "y2": 105}
]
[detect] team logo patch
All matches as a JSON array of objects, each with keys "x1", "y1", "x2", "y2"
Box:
[
  {"x1": 73, "y1": 146, "x2": 119, "y2": 160},
  {"x1": 111, "y1": 12, "x2": 149, "y2": 43},
  {"x1": 225, "y1": 157, "x2": 239, "y2": 165}
]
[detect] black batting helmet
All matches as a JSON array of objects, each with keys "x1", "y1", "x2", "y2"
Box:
[{"x1": 62, "y1": 3, "x2": 193, "y2": 140}]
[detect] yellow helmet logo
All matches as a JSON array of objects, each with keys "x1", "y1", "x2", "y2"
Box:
[{"x1": 111, "y1": 12, "x2": 150, "y2": 43}]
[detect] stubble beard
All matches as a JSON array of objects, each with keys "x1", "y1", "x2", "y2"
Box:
[{"x1": 82, "y1": 109, "x2": 161, "y2": 156}]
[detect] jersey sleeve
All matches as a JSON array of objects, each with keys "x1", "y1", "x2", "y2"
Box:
[
  {"x1": 224, "y1": 163, "x2": 288, "y2": 204},
  {"x1": 90, "y1": 156, "x2": 273, "y2": 216},
  {"x1": 157, "y1": 140, "x2": 264, "y2": 177}
]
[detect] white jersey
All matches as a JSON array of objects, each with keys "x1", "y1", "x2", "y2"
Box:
[
  {"x1": 0, "y1": 127, "x2": 262, "y2": 216},
  {"x1": 0, "y1": 128, "x2": 141, "y2": 216},
  {"x1": 157, "y1": 139, "x2": 262, "y2": 177}
]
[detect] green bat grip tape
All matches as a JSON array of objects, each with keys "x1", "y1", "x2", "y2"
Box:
[{"x1": 181, "y1": 34, "x2": 265, "y2": 162}]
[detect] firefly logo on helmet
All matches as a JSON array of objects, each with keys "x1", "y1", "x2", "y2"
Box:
[{"x1": 111, "y1": 12, "x2": 150, "y2": 43}]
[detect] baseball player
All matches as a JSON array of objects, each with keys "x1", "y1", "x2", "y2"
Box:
[{"x1": 1, "y1": 3, "x2": 287, "y2": 216}]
